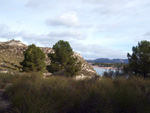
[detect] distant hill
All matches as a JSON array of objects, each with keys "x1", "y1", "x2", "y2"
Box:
[{"x1": 87, "y1": 58, "x2": 128, "y2": 64}]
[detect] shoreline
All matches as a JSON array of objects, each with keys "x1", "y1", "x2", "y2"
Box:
[{"x1": 92, "y1": 65, "x2": 117, "y2": 70}]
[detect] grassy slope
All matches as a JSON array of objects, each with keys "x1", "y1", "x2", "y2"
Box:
[
  {"x1": 0, "y1": 51, "x2": 23, "y2": 72},
  {"x1": 0, "y1": 45, "x2": 25, "y2": 72},
  {"x1": 1, "y1": 73, "x2": 150, "y2": 113}
]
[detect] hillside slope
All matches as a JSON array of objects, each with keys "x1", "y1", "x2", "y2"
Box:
[{"x1": 0, "y1": 40, "x2": 97, "y2": 77}]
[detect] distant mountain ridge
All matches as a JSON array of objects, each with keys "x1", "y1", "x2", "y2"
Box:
[{"x1": 87, "y1": 58, "x2": 128, "y2": 64}]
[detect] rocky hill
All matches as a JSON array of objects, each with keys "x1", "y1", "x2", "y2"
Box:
[{"x1": 0, "y1": 40, "x2": 98, "y2": 77}]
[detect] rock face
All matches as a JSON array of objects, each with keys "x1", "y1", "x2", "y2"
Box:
[
  {"x1": 0, "y1": 39, "x2": 27, "y2": 47},
  {"x1": 73, "y1": 52, "x2": 98, "y2": 77},
  {"x1": 0, "y1": 40, "x2": 98, "y2": 77}
]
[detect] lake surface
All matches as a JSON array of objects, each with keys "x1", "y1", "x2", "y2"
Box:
[{"x1": 94, "y1": 67, "x2": 114, "y2": 76}]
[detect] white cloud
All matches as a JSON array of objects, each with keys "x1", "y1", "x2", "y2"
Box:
[
  {"x1": 89, "y1": 0, "x2": 150, "y2": 16},
  {"x1": 134, "y1": 32, "x2": 150, "y2": 42},
  {"x1": 0, "y1": 23, "x2": 85, "y2": 46},
  {"x1": 47, "y1": 30, "x2": 85, "y2": 40},
  {"x1": 46, "y1": 13, "x2": 83, "y2": 27},
  {"x1": 26, "y1": 0, "x2": 53, "y2": 9},
  {"x1": 1, "y1": 0, "x2": 150, "y2": 59},
  {"x1": 144, "y1": 32, "x2": 150, "y2": 37},
  {"x1": 71, "y1": 42, "x2": 127, "y2": 59},
  {"x1": 0, "y1": 23, "x2": 127, "y2": 59}
]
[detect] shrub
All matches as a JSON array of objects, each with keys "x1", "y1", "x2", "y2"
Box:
[
  {"x1": 20, "y1": 44, "x2": 46, "y2": 72},
  {"x1": 47, "y1": 40, "x2": 81, "y2": 77}
]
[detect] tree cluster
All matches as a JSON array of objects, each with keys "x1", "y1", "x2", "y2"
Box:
[{"x1": 20, "y1": 41, "x2": 81, "y2": 77}]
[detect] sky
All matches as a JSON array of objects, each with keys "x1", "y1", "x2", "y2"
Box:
[{"x1": 0, "y1": 0, "x2": 150, "y2": 59}]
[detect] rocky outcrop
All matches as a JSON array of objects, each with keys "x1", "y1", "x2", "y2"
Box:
[
  {"x1": 73, "y1": 52, "x2": 98, "y2": 77},
  {"x1": 0, "y1": 40, "x2": 98, "y2": 77},
  {"x1": 0, "y1": 39, "x2": 27, "y2": 47}
]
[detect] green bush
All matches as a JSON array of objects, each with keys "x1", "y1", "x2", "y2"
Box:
[
  {"x1": 47, "y1": 40, "x2": 81, "y2": 77},
  {"x1": 20, "y1": 44, "x2": 46, "y2": 72}
]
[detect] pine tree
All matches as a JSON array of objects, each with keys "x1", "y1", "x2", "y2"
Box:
[
  {"x1": 47, "y1": 40, "x2": 81, "y2": 77},
  {"x1": 20, "y1": 44, "x2": 46, "y2": 72},
  {"x1": 127, "y1": 40, "x2": 150, "y2": 78}
]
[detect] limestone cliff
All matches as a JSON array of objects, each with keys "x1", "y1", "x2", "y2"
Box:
[{"x1": 0, "y1": 40, "x2": 98, "y2": 77}]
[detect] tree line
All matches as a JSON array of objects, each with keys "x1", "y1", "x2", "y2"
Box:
[
  {"x1": 92, "y1": 63, "x2": 126, "y2": 69},
  {"x1": 20, "y1": 39, "x2": 150, "y2": 78}
]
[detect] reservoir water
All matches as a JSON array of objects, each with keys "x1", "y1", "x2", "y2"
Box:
[{"x1": 94, "y1": 67, "x2": 114, "y2": 76}]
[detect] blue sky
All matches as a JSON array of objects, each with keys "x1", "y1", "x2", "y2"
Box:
[{"x1": 0, "y1": 0, "x2": 150, "y2": 59}]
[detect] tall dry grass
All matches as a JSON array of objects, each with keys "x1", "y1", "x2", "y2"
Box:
[{"x1": 2, "y1": 73, "x2": 150, "y2": 113}]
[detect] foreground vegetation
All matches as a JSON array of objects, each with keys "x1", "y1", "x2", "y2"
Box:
[
  {"x1": 1, "y1": 40, "x2": 150, "y2": 113},
  {"x1": 0, "y1": 73, "x2": 150, "y2": 113}
]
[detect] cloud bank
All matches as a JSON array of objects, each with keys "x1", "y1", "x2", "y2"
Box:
[{"x1": 1, "y1": 0, "x2": 150, "y2": 59}]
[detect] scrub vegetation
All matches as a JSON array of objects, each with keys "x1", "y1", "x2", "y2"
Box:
[{"x1": 1, "y1": 73, "x2": 150, "y2": 113}]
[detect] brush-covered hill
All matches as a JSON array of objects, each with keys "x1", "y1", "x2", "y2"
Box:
[{"x1": 0, "y1": 40, "x2": 97, "y2": 77}]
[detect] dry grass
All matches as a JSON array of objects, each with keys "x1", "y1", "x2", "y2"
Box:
[
  {"x1": 0, "y1": 49, "x2": 23, "y2": 72},
  {"x1": 0, "y1": 73, "x2": 149, "y2": 113}
]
